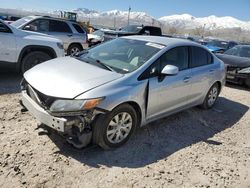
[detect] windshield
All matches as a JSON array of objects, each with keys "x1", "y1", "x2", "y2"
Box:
[
  {"x1": 120, "y1": 25, "x2": 142, "y2": 33},
  {"x1": 11, "y1": 16, "x2": 33, "y2": 28},
  {"x1": 207, "y1": 40, "x2": 229, "y2": 49},
  {"x1": 78, "y1": 38, "x2": 163, "y2": 73},
  {"x1": 93, "y1": 30, "x2": 104, "y2": 37},
  {"x1": 225, "y1": 46, "x2": 250, "y2": 58}
]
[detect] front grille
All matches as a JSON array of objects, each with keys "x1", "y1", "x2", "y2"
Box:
[{"x1": 26, "y1": 84, "x2": 56, "y2": 109}]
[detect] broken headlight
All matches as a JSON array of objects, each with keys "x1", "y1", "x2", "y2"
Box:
[{"x1": 50, "y1": 98, "x2": 104, "y2": 112}]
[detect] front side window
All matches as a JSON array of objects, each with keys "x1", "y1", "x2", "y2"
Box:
[
  {"x1": 190, "y1": 46, "x2": 211, "y2": 68},
  {"x1": 160, "y1": 46, "x2": 189, "y2": 71},
  {"x1": 78, "y1": 38, "x2": 162, "y2": 73},
  {"x1": 49, "y1": 20, "x2": 72, "y2": 33},
  {"x1": 24, "y1": 19, "x2": 49, "y2": 32}
]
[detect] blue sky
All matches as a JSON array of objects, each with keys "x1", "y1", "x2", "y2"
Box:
[{"x1": 1, "y1": 0, "x2": 250, "y2": 21}]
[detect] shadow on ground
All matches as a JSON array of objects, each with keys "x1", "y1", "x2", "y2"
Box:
[
  {"x1": 47, "y1": 96, "x2": 249, "y2": 168},
  {"x1": 0, "y1": 72, "x2": 22, "y2": 94},
  {"x1": 226, "y1": 82, "x2": 250, "y2": 91}
]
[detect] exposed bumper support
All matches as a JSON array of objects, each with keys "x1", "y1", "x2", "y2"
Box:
[{"x1": 22, "y1": 90, "x2": 67, "y2": 132}]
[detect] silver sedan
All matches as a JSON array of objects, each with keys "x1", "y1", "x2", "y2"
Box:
[{"x1": 21, "y1": 36, "x2": 226, "y2": 149}]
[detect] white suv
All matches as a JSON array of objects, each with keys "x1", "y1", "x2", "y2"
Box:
[
  {"x1": 11, "y1": 16, "x2": 88, "y2": 55},
  {"x1": 0, "y1": 20, "x2": 64, "y2": 73}
]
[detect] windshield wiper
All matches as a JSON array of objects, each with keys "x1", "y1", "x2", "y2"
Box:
[{"x1": 95, "y1": 59, "x2": 115, "y2": 72}]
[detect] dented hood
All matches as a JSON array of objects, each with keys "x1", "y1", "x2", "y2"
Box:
[{"x1": 24, "y1": 57, "x2": 123, "y2": 98}]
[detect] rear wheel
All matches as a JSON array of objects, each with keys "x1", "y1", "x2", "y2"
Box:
[
  {"x1": 67, "y1": 44, "x2": 82, "y2": 55},
  {"x1": 201, "y1": 83, "x2": 219, "y2": 109},
  {"x1": 21, "y1": 51, "x2": 51, "y2": 74},
  {"x1": 92, "y1": 104, "x2": 137, "y2": 150}
]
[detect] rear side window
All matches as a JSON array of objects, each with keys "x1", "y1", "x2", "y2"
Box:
[
  {"x1": 190, "y1": 46, "x2": 213, "y2": 68},
  {"x1": 72, "y1": 24, "x2": 85, "y2": 34},
  {"x1": 49, "y1": 20, "x2": 72, "y2": 33}
]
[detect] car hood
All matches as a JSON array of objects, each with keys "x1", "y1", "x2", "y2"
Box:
[
  {"x1": 216, "y1": 54, "x2": 250, "y2": 68},
  {"x1": 24, "y1": 57, "x2": 123, "y2": 99},
  {"x1": 206, "y1": 45, "x2": 225, "y2": 52}
]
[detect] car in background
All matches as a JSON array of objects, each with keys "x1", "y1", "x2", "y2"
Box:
[
  {"x1": 87, "y1": 30, "x2": 104, "y2": 47},
  {"x1": 0, "y1": 20, "x2": 64, "y2": 73},
  {"x1": 206, "y1": 40, "x2": 238, "y2": 53},
  {"x1": 21, "y1": 36, "x2": 225, "y2": 149},
  {"x1": 11, "y1": 16, "x2": 88, "y2": 55},
  {"x1": 103, "y1": 25, "x2": 162, "y2": 41},
  {"x1": 216, "y1": 45, "x2": 250, "y2": 87}
]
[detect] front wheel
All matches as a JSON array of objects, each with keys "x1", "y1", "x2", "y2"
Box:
[
  {"x1": 92, "y1": 104, "x2": 137, "y2": 150},
  {"x1": 21, "y1": 51, "x2": 51, "y2": 74},
  {"x1": 201, "y1": 83, "x2": 219, "y2": 109}
]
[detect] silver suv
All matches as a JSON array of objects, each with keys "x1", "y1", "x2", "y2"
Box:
[
  {"x1": 21, "y1": 36, "x2": 225, "y2": 149},
  {"x1": 11, "y1": 16, "x2": 88, "y2": 55}
]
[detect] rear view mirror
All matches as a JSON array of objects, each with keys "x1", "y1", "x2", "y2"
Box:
[{"x1": 161, "y1": 65, "x2": 179, "y2": 75}]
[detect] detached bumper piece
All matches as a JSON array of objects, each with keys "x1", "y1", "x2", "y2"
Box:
[{"x1": 21, "y1": 90, "x2": 93, "y2": 148}]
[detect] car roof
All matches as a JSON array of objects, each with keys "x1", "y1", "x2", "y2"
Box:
[
  {"x1": 122, "y1": 35, "x2": 199, "y2": 46},
  {"x1": 26, "y1": 15, "x2": 77, "y2": 24}
]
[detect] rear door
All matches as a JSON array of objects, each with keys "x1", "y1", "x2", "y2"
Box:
[
  {"x1": 0, "y1": 22, "x2": 16, "y2": 63},
  {"x1": 188, "y1": 46, "x2": 216, "y2": 104},
  {"x1": 48, "y1": 20, "x2": 73, "y2": 49},
  {"x1": 145, "y1": 46, "x2": 193, "y2": 120}
]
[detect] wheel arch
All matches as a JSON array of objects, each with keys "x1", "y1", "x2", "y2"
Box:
[{"x1": 17, "y1": 45, "x2": 57, "y2": 71}]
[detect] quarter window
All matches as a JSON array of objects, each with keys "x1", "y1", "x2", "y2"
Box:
[
  {"x1": 190, "y1": 46, "x2": 213, "y2": 68},
  {"x1": 49, "y1": 20, "x2": 72, "y2": 33},
  {"x1": 72, "y1": 24, "x2": 85, "y2": 34}
]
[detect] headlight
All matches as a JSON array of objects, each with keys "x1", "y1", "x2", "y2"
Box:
[
  {"x1": 57, "y1": 42, "x2": 64, "y2": 49},
  {"x1": 50, "y1": 98, "x2": 103, "y2": 112}
]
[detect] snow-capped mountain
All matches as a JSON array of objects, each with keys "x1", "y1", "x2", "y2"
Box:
[
  {"x1": 1, "y1": 7, "x2": 250, "y2": 31},
  {"x1": 159, "y1": 14, "x2": 250, "y2": 31}
]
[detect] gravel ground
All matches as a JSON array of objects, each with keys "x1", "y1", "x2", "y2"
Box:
[{"x1": 0, "y1": 73, "x2": 250, "y2": 188}]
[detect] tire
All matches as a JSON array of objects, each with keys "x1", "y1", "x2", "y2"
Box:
[
  {"x1": 21, "y1": 51, "x2": 51, "y2": 74},
  {"x1": 92, "y1": 104, "x2": 137, "y2": 150},
  {"x1": 201, "y1": 83, "x2": 219, "y2": 109},
  {"x1": 245, "y1": 76, "x2": 250, "y2": 88},
  {"x1": 67, "y1": 44, "x2": 82, "y2": 55}
]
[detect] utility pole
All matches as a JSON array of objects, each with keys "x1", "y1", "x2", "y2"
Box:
[{"x1": 128, "y1": 6, "x2": 131, "y2": 25}]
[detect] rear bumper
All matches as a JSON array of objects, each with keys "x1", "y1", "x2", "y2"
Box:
[{"x1": 21, "y1": 90, "x2": 66, "y2": 132}]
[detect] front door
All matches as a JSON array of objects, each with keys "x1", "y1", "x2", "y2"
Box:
[
  {"x1": 146, "y1": 46, "x2": 193, "y2": 120},
  {"x1": 0, "y1": 22, "x2": 16, "y2": 63}
]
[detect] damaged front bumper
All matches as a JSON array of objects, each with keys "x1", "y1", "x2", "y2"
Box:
[{"x1": 21, "y1": 90, "x2": 100, "y2": 148}]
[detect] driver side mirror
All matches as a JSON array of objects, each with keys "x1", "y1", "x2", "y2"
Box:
[{"x1": 161, "y1": 65, "x2": 179, "y2": 75}]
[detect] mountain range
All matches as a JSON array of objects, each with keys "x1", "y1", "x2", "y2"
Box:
[{"x1": 1, "y1": 7, "x2": 250, "y2": 32}]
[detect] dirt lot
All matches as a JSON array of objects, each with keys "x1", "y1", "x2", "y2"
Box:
[{"x1": 0, "y1": 73, "x2": 250, "y2": 188}]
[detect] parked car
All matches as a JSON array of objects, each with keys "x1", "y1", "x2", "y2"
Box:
[
  {"x1": 103, "y1": 25, "x2": 162, "y2": 41},
  {"x1": 206, "y1": 40, "x2": 238, "y2": 53},
  {"x1": 87, "y1": 30, "x2": 104, "y2": 47},
  {"x1": 21, "y1": 36, "x2": 225, "y2": 149},
  {"x1": 11, "y1": 16, "x2": 88, "y2": 55},
  {"x1": 216, "y1": 45, "x2": 250, "y2": 87},
  {"x1": 0, "y1": 20, "x2": 64, "y2": 73}
]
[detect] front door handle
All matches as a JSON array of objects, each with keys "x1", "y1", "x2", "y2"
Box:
[{"x1": 183, "y1": 76, "x2": 191, "y2": 83}]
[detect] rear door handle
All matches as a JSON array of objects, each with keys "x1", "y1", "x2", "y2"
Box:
[
  {"x1": 209, "y1": 69, "x2": 215, "y2": 74},
  {"x1": 183, "y1": 76, "x2": 191, "y2": 83}
]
